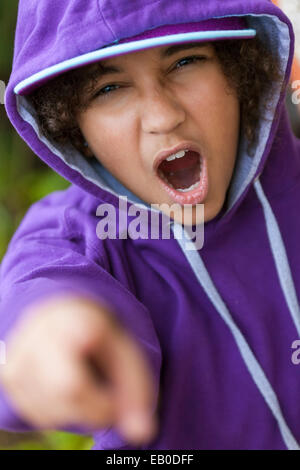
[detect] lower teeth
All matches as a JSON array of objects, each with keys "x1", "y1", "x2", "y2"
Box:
[
  {"x1": 177, "y1": 181, "x2": 200, "y2": 192},
  {"x1": 158, "y1": 163, "x2": 202, "y2": 192}
]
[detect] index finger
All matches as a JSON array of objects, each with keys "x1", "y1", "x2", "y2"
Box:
[{"x1": 88, "y1": 319, "x2": 159, "y2": 444}]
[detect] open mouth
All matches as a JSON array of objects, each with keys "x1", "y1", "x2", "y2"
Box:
[
  {"x1": 157, "y1": 149, "x2": 201, "y2": 191},
  {"x1": 156, "y1": 149, "x2": 208, "y2": 205}
]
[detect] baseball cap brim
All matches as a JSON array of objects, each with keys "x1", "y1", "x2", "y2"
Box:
[{"x1": 14, "y1": 18, "x2": 256, "y2": 96}]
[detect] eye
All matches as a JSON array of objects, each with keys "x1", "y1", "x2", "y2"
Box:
[
  {"x1": 173, "y1": 55, "x2": 207, "y2": 70},
  {"x1": 93, "y1": 83, "x2": 121, "y2": 99}
]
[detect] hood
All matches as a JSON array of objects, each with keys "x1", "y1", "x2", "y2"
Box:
[{"x1": 4, "y1": 0, "x2": 297, "y2": 226}]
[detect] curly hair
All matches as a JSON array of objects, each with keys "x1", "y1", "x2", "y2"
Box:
[{"x1": 28, "y1": 35, "x2": 284, "y2": 158}]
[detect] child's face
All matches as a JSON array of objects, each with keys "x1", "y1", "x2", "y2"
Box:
[{"x1": 76, "y1": 42, "x2": 240, "y2": 225}]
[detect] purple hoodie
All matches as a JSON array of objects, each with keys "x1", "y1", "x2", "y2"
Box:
[{"x1": 1, "y1": 0, "x2": 300, "y2": 450}]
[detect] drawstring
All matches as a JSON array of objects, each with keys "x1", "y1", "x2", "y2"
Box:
[
  {"x1": 171, "y1": 177, "x2": 300, "y2": 450},
  {"x1": 253, "y1": 178, "x2": 300, "y2": 337}
]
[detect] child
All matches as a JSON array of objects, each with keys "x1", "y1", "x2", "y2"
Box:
[{"x1": 0, "y1": 0, "x2": 300, "y2": 450}]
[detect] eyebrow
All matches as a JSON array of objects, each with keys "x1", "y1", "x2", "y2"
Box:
[
  {"x1": 98, "y1": 42, "x2": 209, "y2": 75},
  {"x1": 161, "y1": 41, "x2": 209, "y2": 57}
]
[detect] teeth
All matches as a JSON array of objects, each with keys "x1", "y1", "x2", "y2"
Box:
[
  {"x1": 158, "y1": 153, "x2": 203, "y2": 194},
  {"x1": 177, "y1": 181, "x2": 200, "y2": 192},
  {"x1": 165, "y1": 149, "x2": 188, "y2": 161}
]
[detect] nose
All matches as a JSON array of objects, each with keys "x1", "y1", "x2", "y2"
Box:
[{"x1": 141, "y1": 83, "x2": 186, "y2": 134}]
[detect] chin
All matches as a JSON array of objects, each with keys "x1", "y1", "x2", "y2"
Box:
[
  {"x1": 172, "y1": 199, "x2": 226, "y2": 226},
  {"x1": 166, "y1": 204, "x2": 205, "y2": 227}
]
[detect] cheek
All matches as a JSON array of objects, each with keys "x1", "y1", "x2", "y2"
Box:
[
  {"x1": 188, "y1": 78, "x2": 240, "y2": 185},
  {"x1": 80, "y1": 107, "x2": 129, "y2": 139},
  {"x1": 80, "y1": 112, "x2": 132, "y2": 165},
  {"x1": 205, "y1": 92, "x2": 239, "y2": 163},
  {"x1": 191, "y1": 82, "x2": 239, "y2": 134}
]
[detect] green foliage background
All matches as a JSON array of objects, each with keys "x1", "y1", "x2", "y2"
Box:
[{"x1": 0, "y1": 0, "x2": 93, "y2": 450}]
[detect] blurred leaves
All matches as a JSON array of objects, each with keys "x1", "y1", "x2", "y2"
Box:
[
  {"x1": 0, "y1": 430, "x2": 94, "y2": 450},
  {"x1": 0, "y1": 2, "x2": 70, "y2": 260},
  {"x1": 0, "y1": 0, "x2": 17, "y2": 74},
  {"x1": 0, "y1": 1, "x2": 91, "y2": 450}
]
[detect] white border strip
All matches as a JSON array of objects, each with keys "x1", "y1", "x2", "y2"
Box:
[{"x1": 14, "y1": 29, "x2": 256, "y2": 95}]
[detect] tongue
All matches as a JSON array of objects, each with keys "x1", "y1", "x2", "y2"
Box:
[{"x1": 159, "y1": 150, "x2": 200, "y2": 190}]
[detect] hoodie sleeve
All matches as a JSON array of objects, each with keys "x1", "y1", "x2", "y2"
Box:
[{"x1": 0, "y1": 193, "x2": 162, "y2": 437}]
